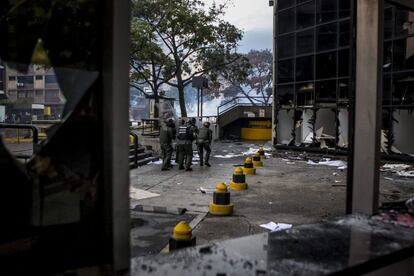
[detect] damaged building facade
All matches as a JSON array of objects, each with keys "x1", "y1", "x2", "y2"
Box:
[{"x1": 273, "y1": 0, "x2": 414, "y2": 156}]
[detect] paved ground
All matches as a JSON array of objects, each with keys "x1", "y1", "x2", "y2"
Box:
[{"x1": 130, "y1": 141, "x2": 414, "y2": 253}]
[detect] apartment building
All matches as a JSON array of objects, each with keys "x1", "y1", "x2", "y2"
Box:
[{"x1": 4, "y1": 64, "x2": 65, "y2": 123}]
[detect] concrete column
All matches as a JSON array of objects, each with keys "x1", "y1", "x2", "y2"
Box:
[
  {"x1": 102, "y1": 0, "x2": 131, "y2": 271},
  {"x1": 351, "y1": 0, "x2": 383, "y2": 214},
  {"x1": 271, "y1": 2, "x2": 277, "y2": 145}
]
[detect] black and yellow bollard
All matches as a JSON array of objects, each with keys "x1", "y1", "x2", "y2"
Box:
[
  {"x1": 229, "y1": 167, "x2": 248, "y2": 191},
  {"x1": 258, "y1": 146, "x2": 265, "y2": 160},
  {"x1": 169, "y1": 221, "x2": 196, "y2": 251},
  {"x1": 209, "y1": 183, "x2": 234, "y2": 215},
  {"x1": 252, "y1": 152, "x2": 263, "y2": 167},
  {"x1": 242, "y1": 157, "x2": 256, "y2": 175}
]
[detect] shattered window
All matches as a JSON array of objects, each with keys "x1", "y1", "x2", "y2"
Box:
[
  {"x1": 383, "y1": 1, "x2": 414, "y2": 110},
  {"x1": 0, "y1": 0, "x2": 108, "y2": 271},
  {"x1": 393, "y1": 72, "x2": 414, "y2": 106},
  {"x1": 392, "y1": 37, "x2": 414, "y2": 71},
  {"x1": 296, "y1": 82, "x2": 315, "y2": 106}
]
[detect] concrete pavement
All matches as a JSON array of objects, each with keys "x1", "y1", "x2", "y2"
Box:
[{"x1": 130, "y1": 141, "x2": 414, "y2": 249}]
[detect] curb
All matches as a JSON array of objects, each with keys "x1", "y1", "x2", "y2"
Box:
[{"x1": 132, "y1": 204, "x2": 187, "y2": 215}]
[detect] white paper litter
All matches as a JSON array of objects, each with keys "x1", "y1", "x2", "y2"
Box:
[
  {"x1": 396, "y1": 171, "x2": 414, "y2": 178},
  {"x1": 382, "y1": 163, "x2": 411, "y2": 171},
  {"x1": 260, "y1": 222, "x2": 292, "y2": 232},
  {"x1": 213, "y1": 153, "x2": 243, "y2": 159},
  {"x1": 130, "y1": 187, "x2": 160, "y2": 200},
  {"x1": 199, "y1": 187, "x2": 215, "y2": 194},
  {"x1": 307, "y1": 159, "x2": 347, "y2": 168},
  {"x1": 148, "y1": 160, "x2": 162, "y2": 165}
]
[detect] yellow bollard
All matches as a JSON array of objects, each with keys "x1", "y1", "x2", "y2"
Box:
[
  {"x1": 209, "y1": 183, "x2": 234, "y2": 215},
  {"x1": 252, "y1": 152, "x2": 263, "y2": 167},
  {"x1": 169, "y1": 221, "x2": 196, "y2": 251},
  {"x1": 229, "y1": 167, "x2": 248, "y2": 191},
  {"x1": 258, "y1": 146, "x2": 265, "y2": 160},
  {"x1": 242, "y1": 157, "x2": 256, "y2": 175}
]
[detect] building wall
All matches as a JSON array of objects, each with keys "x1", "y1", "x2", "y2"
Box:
[
  {"x1": 273, "y1": 0, "x2": 414, "y2": 156},
  {"x1": 4, "y1": 64, "x2": 65, "y2": 122}
]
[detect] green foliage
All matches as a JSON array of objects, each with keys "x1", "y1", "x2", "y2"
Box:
[{"x1": 130, "y1": 0, "x2": 245, "y2": 116}]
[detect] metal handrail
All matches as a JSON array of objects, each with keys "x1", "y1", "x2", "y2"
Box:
[
  {"x1": 0, "y1": 123, "x2": 41, "y2": 154},
  {"x1": 129, "y1": 131, "x2": 139, "y2": 168},
  {"x1": 217, "y1": 96, "x2": 271, "y2": 116}
]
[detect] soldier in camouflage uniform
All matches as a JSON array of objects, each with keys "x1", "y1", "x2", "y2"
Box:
[
  {"x1": 159, "y1": 118, "x2": 176, "y2": 171},
  {"x1": 197, "y1": 121, "x2": 213, "y2": 167},
  {"x1": 177, "y1": 118, "x2": 197, "y2": 171}
]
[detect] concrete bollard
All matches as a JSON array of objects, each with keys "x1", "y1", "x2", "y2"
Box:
[
  {"x1": 242, "y1": 157, "x2": 256, "y2": 175},
  {"x1": 252, "y1": 152, "x2": 263, "y2": 167},
  {"x1": 209, "y1": 183, "x2": 234, "y2": 215},
  {"x1": 229, "y1": 167, "x2": 248, "y2": 191},
  {"x1": 169, "y1": 221, "x2": 196, "y2": 251}
]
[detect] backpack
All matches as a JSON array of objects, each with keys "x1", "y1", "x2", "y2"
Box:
[{"x1": 177, "y1": 125, "x2": 190, "y2": 140}]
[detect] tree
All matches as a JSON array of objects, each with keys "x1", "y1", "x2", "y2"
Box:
[
  {"x1": 244, "y1": 49, "x2": 273, "y2": 104},
  {"x1": 129, "y1": 19, "x2": 175, "y2": 119},
  {"x1": 208, "y1": 49, "x2": 273, "y2": 105},
  {"x1": 131, "y1": 0, "x2": 244, "y2": 117}
]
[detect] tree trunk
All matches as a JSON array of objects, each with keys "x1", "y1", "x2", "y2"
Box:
[{"x1": 175, "y1": 67, "x2": 187, "y2": 117}]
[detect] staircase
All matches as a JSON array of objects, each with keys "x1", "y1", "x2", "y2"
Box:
[
  {"x1": 129, "y1": 131, "x2": 159, "y2": 169},
  {"x1": 217, "y1": 97, "x2": 272, "y2": 140}
]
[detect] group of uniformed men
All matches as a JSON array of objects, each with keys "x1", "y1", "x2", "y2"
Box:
[{"x1": 159, "y1": 117, "x2": 213, "y2": 171}]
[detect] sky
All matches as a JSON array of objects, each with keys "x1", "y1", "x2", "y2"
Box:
[{"x1": 208, "y1": 0, "x2": 274, "y2": 53}]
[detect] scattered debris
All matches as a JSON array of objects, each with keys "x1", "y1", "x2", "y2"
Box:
[
  {"x1": 381, "y1": 163, "x2": 414, "y2": 178},
  {"x1": 199, "y1": 187, "x2": 215, "y2": 194},
  {"x1": 396, "y1": 171, "x2": 414, "y2": 178},
  {"x1": 332, "y1": 172, "x2": 338, "y2": 176},
  {"x1": 286, "y1": 162, "x2": 295, "y2": 165},
  {"x1": 376, "y1": 213, "x2": 414, "y2": 228},
  {"x1": 334, "y1": 180, "x2": 342, "y2": 183},
  {"x1": 213, "y1": 153, "x2": 243, "y2": 159},
  {"x1": 332, "y1": 184, "x2": 346, "y2": 187},
  {"x1": 307, "y1": 159, "x2": 347, "y2": 169},
  {"x1": 382, "y1": 163, "x2": 411, "y2": 171},
  {"x1": 148, "y1": 160, "x2": 162, "y2": 165},
  {"x1": 260, "y1": 222, "x2": 292, "y2": 232},
  {"x1": 268, "y1": 202, "x2": 273, "y2": 205}
]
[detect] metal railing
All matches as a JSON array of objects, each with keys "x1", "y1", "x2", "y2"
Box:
[
  {"x1": 0, "y1": 123, "x2": 41, "y2": 160},
  {"x1": 140, "y1": 118, "x2": 160, "y2": 137},
  {"x1": 217, "y1": 96, "x2": 272, "y2": 116},
  {"x1": 129, "y1": 131, "x2": 139, "y2": 169}
]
